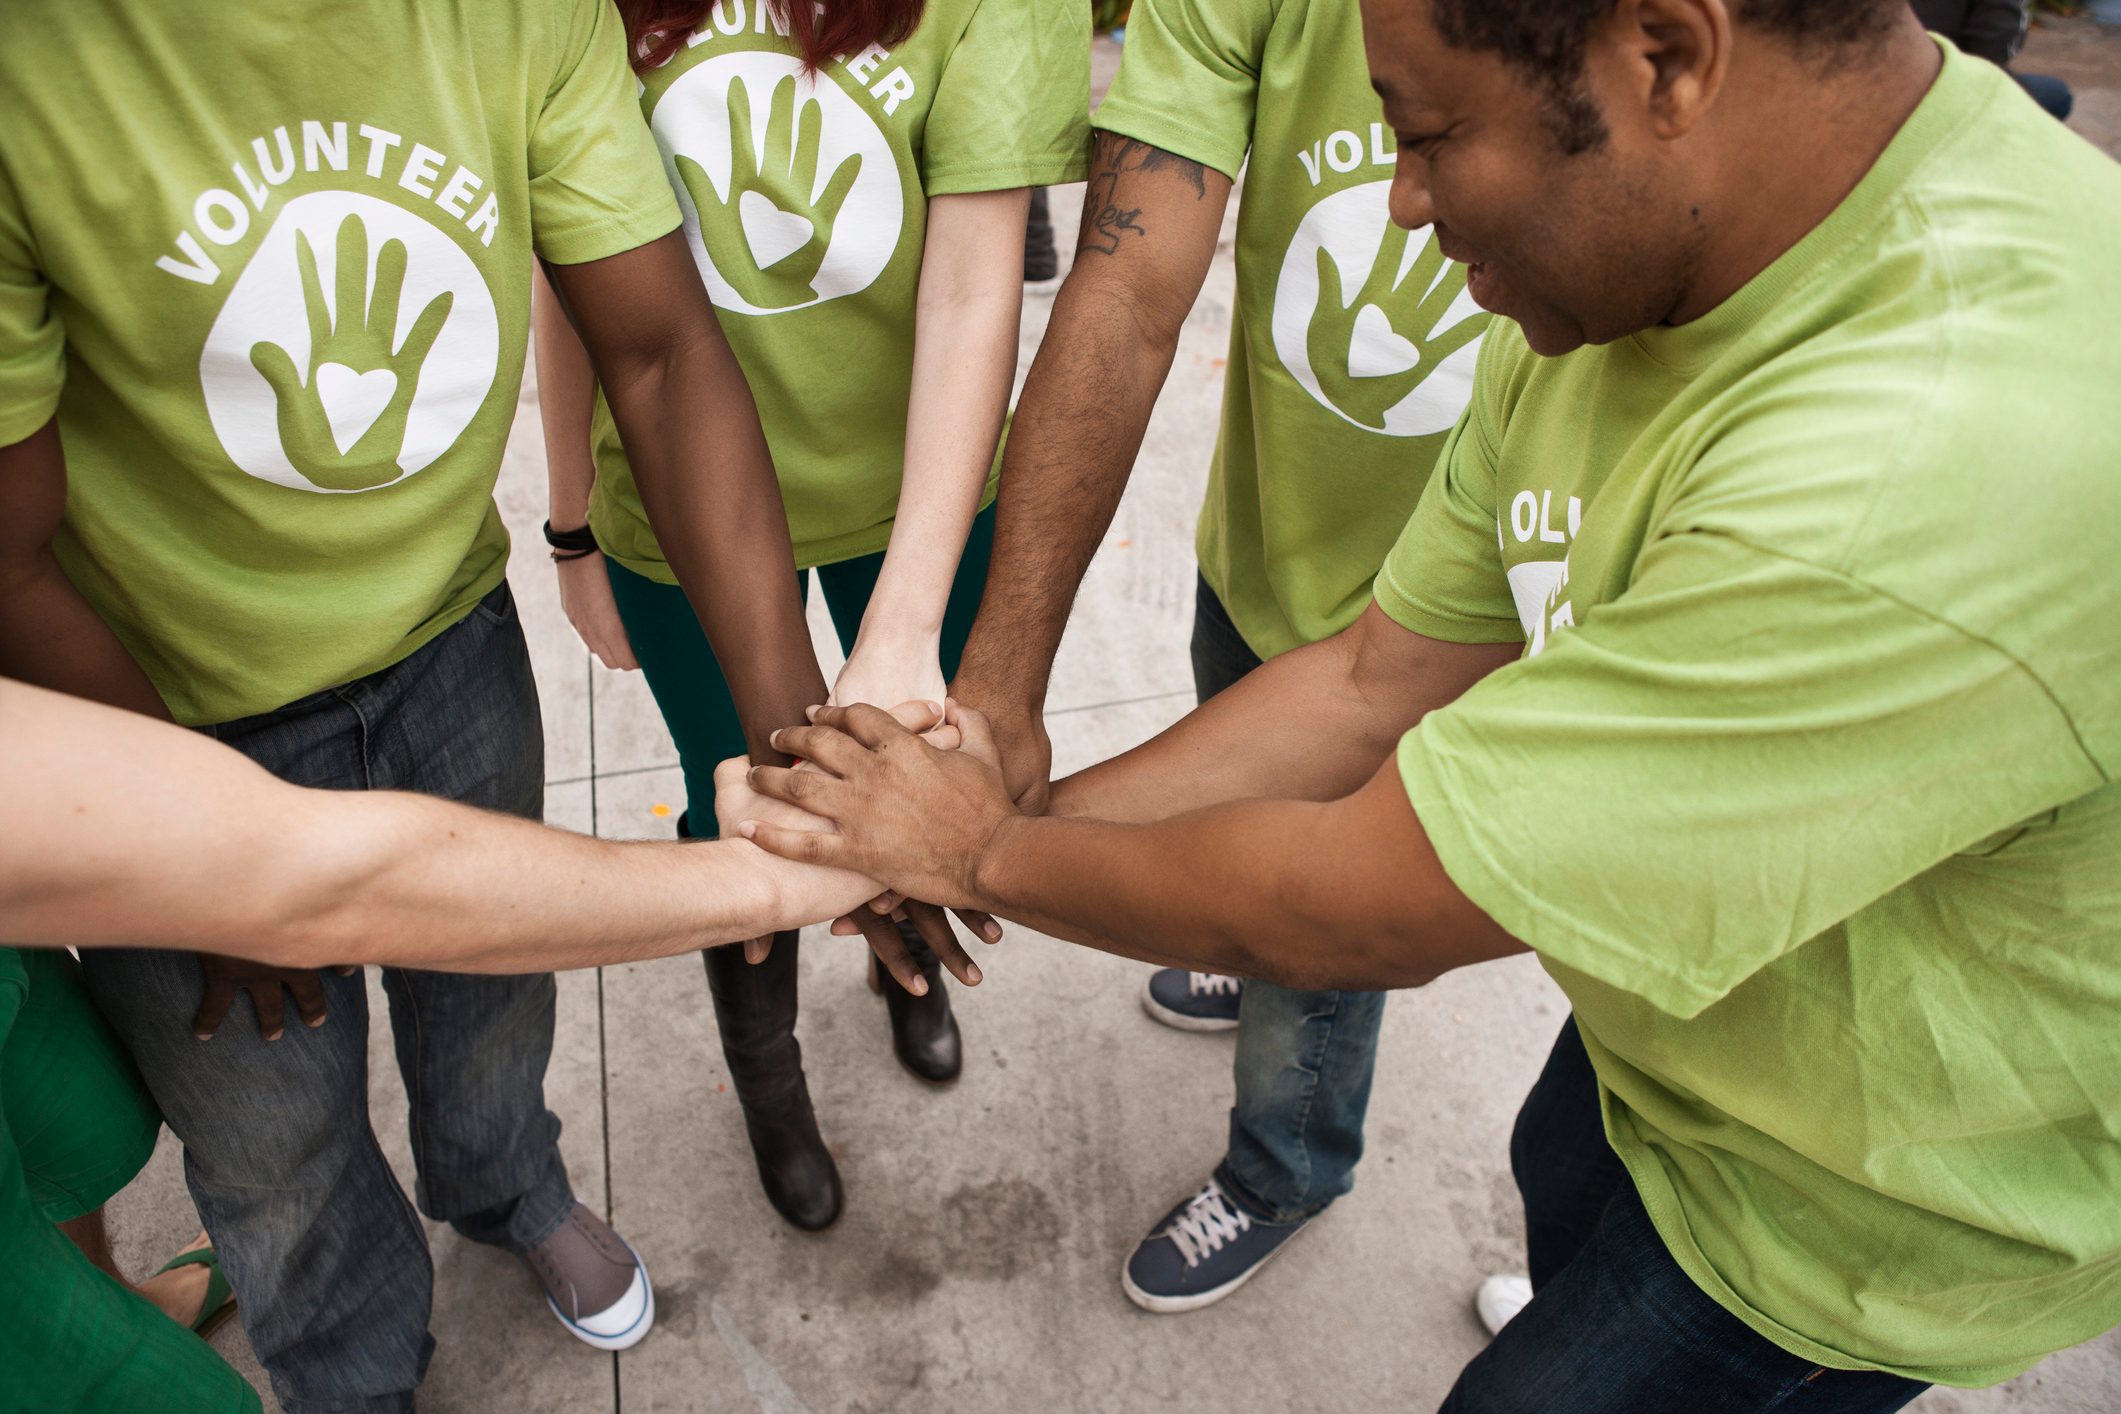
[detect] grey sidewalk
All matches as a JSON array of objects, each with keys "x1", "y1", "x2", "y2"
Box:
[{"x1": 106, "y1": 25, "x2": 2121, "y2": 1413}]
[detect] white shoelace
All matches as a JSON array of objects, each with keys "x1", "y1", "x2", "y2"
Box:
[
  {"x1": 1165, "y1": 1180, "x2": 1252, "y2": 1268},
  {"x1": 1187, "y1": 972, "x2": 1241, "y2": 998}
]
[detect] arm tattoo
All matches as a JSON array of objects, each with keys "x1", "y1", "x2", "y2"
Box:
[{"x1": 1079, "y1": 132, "x2": 1210, "y2": 257}]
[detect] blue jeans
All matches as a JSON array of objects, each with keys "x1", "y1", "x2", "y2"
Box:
[
  {"x1": 80, "y1": 584, "x2": 575, "y2": 1414},
  {"x1": 1190, "y1": 576, "x2": 1386, "y2": 1223},
  {"x1": 1441, "y1": 1019, "x2": 1928, "y2": 1412}
]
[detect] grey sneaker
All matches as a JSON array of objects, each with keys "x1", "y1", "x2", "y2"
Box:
[{"x1": 524, "y1": 1203, "x2": 654, "y2": 1351}]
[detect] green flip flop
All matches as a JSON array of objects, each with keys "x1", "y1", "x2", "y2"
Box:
[{"x1": 153, "y1": 1245, "x2": 237, "y2": 1340}]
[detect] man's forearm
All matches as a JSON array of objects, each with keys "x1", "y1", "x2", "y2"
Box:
[
  {"x1": 1053, "y1": 608, "x2": 1519, "y2": 823},
  {"x1": 951, "y1": 137, "x2": 1232, "y2": 714},
  {"x1": 548, "y1": 238, "x2": 827, "y2": 762},
  {"x1": 605, "y1": 333, "x2": 826, "y2": 755},
  {"x1": 964, "y1": 766, "x2": 1520, "y2": 990}
]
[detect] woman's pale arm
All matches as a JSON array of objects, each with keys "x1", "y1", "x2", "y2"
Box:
[{"x1": 832, "y1": 189, "x2": 1031, "y2": 712}]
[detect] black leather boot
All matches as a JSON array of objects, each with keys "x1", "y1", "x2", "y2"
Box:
[
  {"x1": 874, "y1": 918, "x2": 962, "y2": 1083},
  {"x1": 700, "y1": 929, "x2": 843, "y2": 1231}
]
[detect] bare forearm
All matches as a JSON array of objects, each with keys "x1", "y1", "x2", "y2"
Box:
[
  {"x1": 857, "y1": 194, "x2": 1025, "y2": 653},
  {"x1": 611, "y1": 337, "x2": 826, "y2": 753},
  {"x1": 964, "y1": 800, "x2": 1425, "y2": 990},
  {"x1": 1054, "y1": 610, "x2": 1519, "y2": 823},
  {"x1": 549, "y1": 237, "x2": 826, "y2": 760},
  {"x1": 952, "y1": 137, "x2": 1230, "y2": 714},
  {"x1": 950, "y1": 283, "x2": 1185, "y2": 710},
  {"x1": 1, "y1": 678, "x2": 864, "y2": 970}
]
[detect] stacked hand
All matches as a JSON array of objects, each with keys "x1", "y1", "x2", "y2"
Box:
[
  {"x1": 716, "y1": 698, "x2": 1003, "y2": 992},
  {"x1": 738, "y1": 701, "x2": 1021, "y2": 916}
]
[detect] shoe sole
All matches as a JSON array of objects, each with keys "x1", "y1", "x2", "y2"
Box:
[
  {"x1": 1140, "y1": 984, "x2": 1242, "y2": 1034},
  {"x1": 546, "y1": 1241, "x2": 657, "y2": 1352},
  {"x1": 1119, "y1": 1226, "x2": 1303, "y2": 1315}
]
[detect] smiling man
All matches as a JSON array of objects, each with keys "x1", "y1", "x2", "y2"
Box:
[{"x1": 731, "y1": 0, "x2": 2121, "y2": 1406}]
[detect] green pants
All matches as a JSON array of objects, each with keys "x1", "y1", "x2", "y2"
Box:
[
  {"x1": 0, "y1": 947, "x2": 260, "y2": 1413},
  {"x1": 606, "y1": 504, "x2": 996, "y2": 829}
]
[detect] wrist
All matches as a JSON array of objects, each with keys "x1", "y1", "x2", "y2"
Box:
[
  {"x1": 966, "y1": 811, "x2": 1035, "y2": 913},
  {"x1": 949, "y1": 655, "x2": 1045, "y2": 717}
]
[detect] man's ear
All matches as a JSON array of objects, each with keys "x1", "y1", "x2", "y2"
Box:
[{"x1": 1608, "y1": 0, "x2": 1731, "y2": 140}]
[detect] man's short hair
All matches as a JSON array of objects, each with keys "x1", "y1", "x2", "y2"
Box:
[{"x1": 1429, "y1": 0, "x2": 1904, "y2": 154}]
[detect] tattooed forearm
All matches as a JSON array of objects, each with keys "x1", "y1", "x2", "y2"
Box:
[{"x1": 1078, "y1": 132, "x2": 1211, "y2": 257}]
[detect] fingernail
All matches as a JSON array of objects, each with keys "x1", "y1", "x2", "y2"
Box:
[
  {"x1": 265, "y1": 1030, "x2": 283, "y2": 1042},
  {"x1": 737, "y1": 821, "x2": 758, "y2": 838},
  {"x1": 769, "y1": 729, "x2": 782, "y2": 748},
  {"x1": 909, "y1": 976, "x2": 929, "y2": 996},
  {"x1": 983, "y1": 922, "x2": 1002, "y2": 942},
  {"x1": 307, "y1": 1015, "x2": 327, "y2": 1028},
  {"x1": 966, "y1": 964, "x2": 983, "y2": 985},
  {"x1": 805, "y1": 705, "x2": 822, "y2": 720},
  {"x1": 193, "y1": 1031, "x2": 212, "y2": 1042}
]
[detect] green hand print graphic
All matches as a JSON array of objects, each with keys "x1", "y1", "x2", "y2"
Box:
[
  {"x1": 249, "y1": 215, "x2": 453, "y2": 491},
  {"x1": 1306, "y1": 222, "x2": 1490, "y2": 431},
  {"x1": 677, "y1": 73, "x2": 863, "y2": 310}
]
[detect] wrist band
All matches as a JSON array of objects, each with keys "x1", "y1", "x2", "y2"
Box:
[
  {"x1": 542, "y1": 519, "x2": 599, "y2": 554},
  {"x1": 549, "y1": 545, "x2": 597, "y2": 562}
]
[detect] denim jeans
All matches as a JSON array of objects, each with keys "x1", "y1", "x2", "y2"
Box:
[
  {"x1": 1189, "y1": 576, "x2": 1387, "y2": 1224},
  {"x1": 1440, "y1": 1019, "x2": 1929, "y2": 1412},
  {"x1": 80, "y1": 583, "x2": 575, "y2": 1414}
]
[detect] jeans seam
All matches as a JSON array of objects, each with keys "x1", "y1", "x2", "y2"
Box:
[
  {"x1": 331, "y1": 686, "x2": 376, "y2": 791},
  {"x1": 392, "y1": 970, "x2": 436, "y2": 1224}
]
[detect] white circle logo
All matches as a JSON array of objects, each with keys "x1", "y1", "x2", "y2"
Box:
[
  {"x1": 1270, "y1": 180, "x2": 1488, "y2": 438},
  {"x1": 201, "y1": 191, "x2": 500, "y2": 494},
  {"x1": 654, "y1": 52, "x2": 904, "y2": 316}
]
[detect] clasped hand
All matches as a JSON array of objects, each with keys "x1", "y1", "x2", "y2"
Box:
[
  {"x1": 736, "y1": 700, "x2": 1020, "y2": 919},
  {"x1": 713, "y1": 699, "x2": 1004, "y2": 993}
]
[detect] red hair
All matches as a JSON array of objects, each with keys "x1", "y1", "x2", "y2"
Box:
[{"x1": 618, "y1": 0, "x2": 928, "y2": 74}]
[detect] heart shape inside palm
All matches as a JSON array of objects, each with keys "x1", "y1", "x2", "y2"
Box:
[
  {"x1": 739, "y1": 190, "x2": 814, "y2": 270},
  {"x1": 314, "y1": 362, "x2": 398, "y2": 455}
]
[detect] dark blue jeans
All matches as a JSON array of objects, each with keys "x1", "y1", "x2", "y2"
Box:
[
  {"x1": 1441, "y1": 1019, "x2": 1929, "y2": 1412},
  {"x1": 1191, "y1": 576, "x2": 1387, "y2": 1224},
  {"x1": 80, "y1": 583, "x2": 575, "y2": 1414}
]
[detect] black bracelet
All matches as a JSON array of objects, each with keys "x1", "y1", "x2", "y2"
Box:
[
  {"x1": 543, "y1": 519, "x2": 599, "y2": 554},
  {"x1": 549, "y1": 545, "x2": 597, "y2": 562}
]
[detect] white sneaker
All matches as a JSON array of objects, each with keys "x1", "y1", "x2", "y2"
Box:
[{"x1": 1475, "y1": 1273, "x2": 1533, "y2": 1336}]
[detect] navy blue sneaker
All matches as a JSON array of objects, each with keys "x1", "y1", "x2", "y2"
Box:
[
  {"x1": 1122, "y1": 1177, "x2": 1309, "y2": 1313},
  {"x1": 1141, "y1": 968, "x2": 1243, "y2": 1032}
]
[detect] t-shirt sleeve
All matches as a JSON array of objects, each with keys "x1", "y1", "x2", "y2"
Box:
[
  {"x1": 1372, "y1": 329, "x2": 1528, "y2": 644},
  {"x1": 527, "y1": 0, "x2": 683, "y2": 265},
  {"x1": 924, "y1": 0, "x2": 1092, "y2": 195},
  {"x1": 0, "y1": 158, "x2": 61, "y2": 446},
  {"x1": 1397, "y1": 528, "x2": 2104, "y2": 1019},
  {"x1": 1090, "y1": 0, "x2": 1275, "y2": 180}
]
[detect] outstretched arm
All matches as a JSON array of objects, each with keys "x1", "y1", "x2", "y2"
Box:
[
  {"x1": 831, "y1": 189, "x2": 1029, "y2": 717},
  {"x1": 947, "y1": 135, "x2": 1233, "y2": 808},
  {"x1": 1053, "y1": 602, "x2": 1518, "y2": 823},
  {"x1": 737, "y1": 704, "x2": 1524, "y2": 990},
  {"x1": 545, "y1": 233, "x2": 826, "y2": 764},
  {"x1": 0, "y1": 677, "x2": 899, "y2": 976}
]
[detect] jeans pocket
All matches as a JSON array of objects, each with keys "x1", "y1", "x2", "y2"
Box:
[{"x1": 471, "y1": 581, "x2": 517, "y2": 627}]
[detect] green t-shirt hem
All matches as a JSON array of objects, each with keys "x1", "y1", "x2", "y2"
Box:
[
  {"x1": 535, "y1": 204, "x2": 683, "y2": 267},
  {"x1": 1093, "y1": 98, "x2": 1247, "y2": 181},
  {"x1": 0, "y1": 385, "x2": 59, "y2": 447},
  {"x1": 925, "y1": 152, "x2": 1090, "y2": 196},
  {"x1": 1607, "y1": 1104, "x2": 2049, "y2": 1389}
]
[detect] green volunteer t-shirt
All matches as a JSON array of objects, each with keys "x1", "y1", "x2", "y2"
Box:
[
  {"x1": 1378, "y1": 47, "x2": 2121, "y2": 1386},
  {"x1": 1094, "y1": 0, "x2": 1491, "y2": 660},
  {"x1": 587, "y1": 0, "x2": 1090, "y2": 580},
  {"x1": 0, "y1": 0, "x2": 679, "y2": 725}
]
